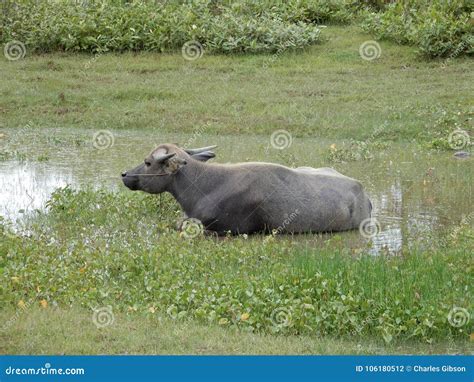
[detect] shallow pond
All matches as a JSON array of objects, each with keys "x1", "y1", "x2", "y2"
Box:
[{"x1": 0, "y1": 127, "x2": 472, "y2": 255}]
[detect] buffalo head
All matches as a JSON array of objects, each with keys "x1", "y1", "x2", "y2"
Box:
[{"x1": 121, "y1": 144, "x2": 216, "y2": 193}]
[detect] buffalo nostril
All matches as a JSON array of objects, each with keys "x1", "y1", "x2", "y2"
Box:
[{"x1": 121, "y1": 172, "x2": 127, "y2": 177}]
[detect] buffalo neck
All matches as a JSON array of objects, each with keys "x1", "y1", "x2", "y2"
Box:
[{"x1": 167, "y1": 160, "x2": 222, "y2": 214}]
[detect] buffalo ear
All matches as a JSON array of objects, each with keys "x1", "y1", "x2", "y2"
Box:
[
  {"x1": 191, "y1": 150, "x2": 216, "y2": 162},
  {"x1": 153, "y1": 152, "x2": 176, "y2": 163},
  {"x1": 164, "y1": 157, "x2": 187, "y2": 174}
]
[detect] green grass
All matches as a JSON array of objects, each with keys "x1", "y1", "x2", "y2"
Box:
[
  {"x1": 1, "y1": 188, "x2": 472, "y2": 353},
  {"x1": 1, "y1": 308, "x2": 471, "y2": 355},
  {"x1": 0, "y1": 25, "x2": 473, "y2": 355},
  {"x1": 1, "y1": 26, "x2": 472, "y2": 144}
]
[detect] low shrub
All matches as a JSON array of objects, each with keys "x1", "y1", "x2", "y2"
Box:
[
  {"x1": 361, "y1": 0, "x2": 473, "y2": 57},
  {"x1": 199, "y1": 13, "x2": 322, "y2": 54},
  {"x1": 1, "y1": 1, "x2": 471, "y2": 58},
  {"x1": 227, "y1": 0, "x2": 355, "y2": 24},
  {"x1": 0, "y1": 0, "x2": 343, "y2": 54}
]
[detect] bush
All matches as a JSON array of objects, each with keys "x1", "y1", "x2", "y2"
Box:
[
  {"x1": 361, "y1": 0, "x2": 474, "y2": 57},
  {"x1": 0, "y1": 0, "x2": 352, "y2": 54},
  {"x1": 201, "y1": 14, "x2": 322, "y2": 54},
  {"x1": 228, "y1": 0, "x2": 355, "y2": 24}
]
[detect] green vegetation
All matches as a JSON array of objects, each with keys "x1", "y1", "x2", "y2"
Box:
[
  {"x1": 0, "y1": 0, "x2": 335, "y2": 54},
  {"x1": 1, "y1": 308, "x2": 471, "y2": 355},
  {"x1": 1, "y1": 6, "x2": 472, "y2": 354},
  {"x1": 0, "y1": 26, "x2": 472, "y2": 147},
  {"x1": 1, "y1": 187, "x2": 472, "y2": 349},
  {"x1": 326, "y1": 140, "x2": 388, "y2": 163},
  {"x1": 362, "y1": 0, "x2": 473, "y2": 57},
  {"x1": 2, "y1": 0, "x2": 472, "y2": 58}
]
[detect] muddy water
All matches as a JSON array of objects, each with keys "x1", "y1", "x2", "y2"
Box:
[{"x1": 0, "y1": 128, "x2": 472, "y2": 254}]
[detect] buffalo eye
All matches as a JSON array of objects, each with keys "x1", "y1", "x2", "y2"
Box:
[{"x1": 144, "y1": 160, "x2": 151, "y2": 167}]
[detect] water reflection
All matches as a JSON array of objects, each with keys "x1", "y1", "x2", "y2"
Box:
[
  {"x1": 0, "y1": 128, "x2": 472, "y2": 255},
  {"x1": 0, "y1": 161, "x2": 73, "y2": 221}
]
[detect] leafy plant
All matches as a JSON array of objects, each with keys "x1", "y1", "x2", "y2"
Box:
[
  {"x1": 1, "y1": 187, "x2": 472, "y2": 343},
  {"x1": 327, "y1": 140, "x2": 388, "y2": 162},
  {"x1": 0, "y1": 0, "x2": 332, "y2": 54},
  {"x1": 361, "y1": 0, "x2": 473, "y2": 57}
]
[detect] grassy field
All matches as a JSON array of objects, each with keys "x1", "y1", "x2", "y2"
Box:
[
  {"x1": 1, "y1": 308, "x2": 471, "y2": 355},
  {"x1": 1, "y1": 26, "x2": 472, "y2": 144},
  {"x1": 1, "y1": 25, "x2": 473, "y2": 355}
]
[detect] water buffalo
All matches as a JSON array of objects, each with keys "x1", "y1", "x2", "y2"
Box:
[{"x1": 122, "y1": 144, "x2": 372, "y2": 234}]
